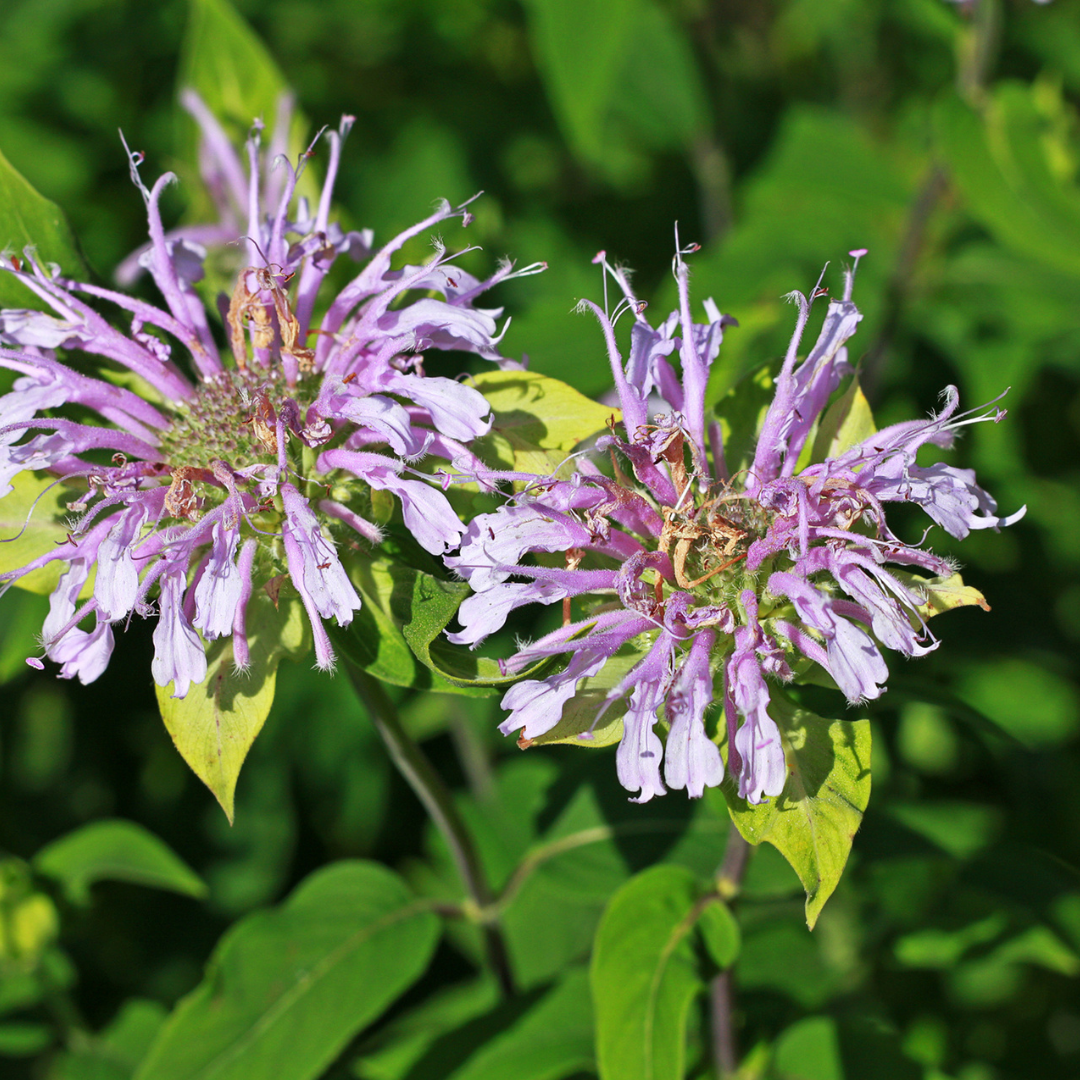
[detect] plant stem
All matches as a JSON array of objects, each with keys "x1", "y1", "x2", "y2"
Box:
[
  {"x1": 711, "y1": 823, "x2": 753, "y2": 1078},
  {"x1": 345, "y1": 664, "x2": 515, "y2": 997}
]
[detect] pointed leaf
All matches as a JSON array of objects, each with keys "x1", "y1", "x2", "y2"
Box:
[
  {"x1": 470, "y1": 370, "x2": 617, "y2": 480},
  {"x1": 448, "y1": 968, "x2": 594, "y2": 1080},
  {"x1": 894, "y1": 570, "x2": 990, "y2": 618},
  {"x1": 809, "y1": 376, "x2": 876, "y2": 464},
  {"x1": 0, "y1": 145, "x2": 88, "y2": 307},
  {"x1": 180, "y1": 0, "x2": 299, "y2": 144},
  {"x1": 156, "y1": 588, "x2": 307, "y2": 822},
  {"x1": 34, "y1": 820, "x2": 207, "y2": 904},
  {"x1": 134, "y1": 861, "x2": 440, "y2": 1080},
  {"x1": 591, "y1": 865, "x2": 709, "y2": 1080},
  {"x1": 724, "y1": 696, "x2": 871, "y2": 928}
]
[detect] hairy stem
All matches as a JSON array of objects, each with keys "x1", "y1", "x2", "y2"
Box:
[
  {"x1": 711, "y1": 823, "x2": 753, "y2": 1078},
  {"x1": 345, "y1": 664, "x2": 515, "y2": 996}
]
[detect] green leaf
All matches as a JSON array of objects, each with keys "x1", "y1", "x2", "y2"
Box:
[
  {"x1": 0, "y1": 473, "x2": 86, "y2": 595},
  {"x1": 0, "y1": 1021, "x2": 52, "y2": 1057},
  {"x1": 34, "y1": 820, "x2": 206, "y2": 904},
  {"x1": 179, "y1": 0, "x2": 301, "y2": 148},
  {"x1": 448, "y1": 968, "x2": 594, "y2": 1080},
  {"x1": 134, "y1": 861, "x2": 440, "y2": 1080},
  {"x1": 591, "y1": 865, "x2": 708, "y2": 1080},
  {"x1": 526, "y1": 644, "x2": 647, "y2": 749},
  {"x1": 894, "y1": 913, "x2": 1007, "y2": 970},
  {"x1": 335, "y1": 556, "x2": 541, "y2": 693},
  {"x1": 156, "y1": 588, "x2": 308, "y2": 822},
  {"x1": 519, "y1": 0, "x2": 636, "y2": 168},
  {"x1": 0, "y1": 588, "x2": 48, "y2": 684},
  {"x1": 351, "y1": 977, "x2": 501, "y2": 1080},
  {"x1": 521, "y1": 0, "x2": 707, "y2": 183},
  {"x1": 771, "y1": 1016, "x2": 843, "y2": 1080},
  {"x1": 470, "y1": 369, "x2": 617, "y2": 479},
  {"x1": 954, "y1": 657, "x2": 1080, "y2": 749},
  {"x1": 333, "y1": 559, "x2": 497, "y2": 693},
  {"x1": 934, "y1": 87, "x2": 1080, "y2": 279},
  {"x1": 0, "y1": 145, "x2": 88, "y2": 307},
  {"x1": 724, "y1": 696, "x2": 871, "y2": 928},
  {"x1": 808, "y1": 377, "x2": 876, "y2": 464},
  {"x1": 708, "y1": 363, "x2": 776, "y2": 472},
  {"x1": 695, "y1": 900, "x2": 740, "y2": 970},
  {"x1": 50, "y1": 999, "x2": 168, "y2": 1080}
]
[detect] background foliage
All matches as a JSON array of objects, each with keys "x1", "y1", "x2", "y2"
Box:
[{"x1": 1, "y1": 0, "x2": 1079, "y2": 1077}]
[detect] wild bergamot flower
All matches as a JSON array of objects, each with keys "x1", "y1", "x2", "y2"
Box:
[
  {"x1": 446, "y1": 243, "x2": 1024, "y2": 803},
  {"x1": 0, "y1": 102, "x2": 538, "y2": 694}
]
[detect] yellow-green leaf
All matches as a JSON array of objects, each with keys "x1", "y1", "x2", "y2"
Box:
[
  {"x1": 894, "y1": 569, "x2": 990, "y2": 618},
  {"x1": 157, "y1": 589, "x2": 308, "y2": 822},
  {"x1": 808, "y1": 375, "x2": 876, "y2": 465},
  {"x1": 470, "y1": 370, "x2": 617, "y2": 479},
  {"x1": 0, "y1": 472, "x2": 84, "y2": 595},
  {"x1": 724, "y1": 695, "x2": 871, "y2": 928}
]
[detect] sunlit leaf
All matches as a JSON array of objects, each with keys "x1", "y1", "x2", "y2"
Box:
[
  {"x1": 0, "y1": 145, "x2": 88, "y2": 308},
  {"x1": 0, "y1": 472, "x2": 85, "y2": 595},
  {"x1": 156, "y1": 588, "x2": 308, "y2": 823},
  {"x1": 34, "y1": 820, "x2": 207, "y2": 904},
  {"x1": 471, "y1": 369, "x2": 617, "y2": 481},
  {"x1": 134, "y1": 862, "x2": 440, "y2": 1080},
  {"x1": 892, "y1": 570, "x2": 989, "y2": 619},
  {"x1": 808, "y1": 376, "x2": 876, "y2": 464},
  {"x1": 724, "y1": 695, "x2": 871, "y2": 928}
]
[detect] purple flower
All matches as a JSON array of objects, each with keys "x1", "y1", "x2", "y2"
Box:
[
  {"x1": 1, "y1": 98, "x2": 539, "y2": 693},
  {"x1": 448, "y1": 243, "x2": 1024, "y2": 804}
]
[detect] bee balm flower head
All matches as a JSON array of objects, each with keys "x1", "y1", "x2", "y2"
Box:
[
  {"x1": 0, "y1": 101, "x2": 540, "y2": 694},
  {"x1": 447, "y1": 242, "x2": 1024, "y2": 804}
]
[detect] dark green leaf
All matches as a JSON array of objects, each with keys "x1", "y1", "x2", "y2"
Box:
[
  {"x1": 934, "y1": 87, "x2": 1080, "y2": 279},
  {"x1": 0, "y1": 144, "x2": 88, "y2": 307},
  {"x1": 34, "y1": 820, "x2": 207, "y2": 904},
  {"x1": 590, "y1": 865, "x2": 708, "y2": 1080},
  {"x1": 351, "y1": 977, "x2": 501, "y2": 1080},
  {"x1": 0, "y1": 1021, "x2": 52, "y2": 1056},
  {"x1": 447, "y1": 968, "x2": 593, "y2": 1080},
  {"x1": 134, "y1": 861, "x2": 440, "y2": 1080}
]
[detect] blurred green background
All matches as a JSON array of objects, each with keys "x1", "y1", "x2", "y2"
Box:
[{"x1": 1, "y1": 0, "x2": 1079, "y2": 1077}]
